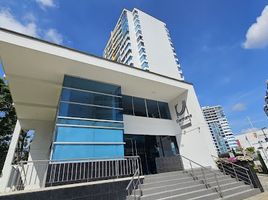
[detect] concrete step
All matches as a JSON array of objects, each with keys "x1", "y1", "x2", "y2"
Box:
[
  {"x1": 187, "y1": 185, "x2": 259, "y2": 200},
  {"x1": 145, "y1": 171, "x2": 185, "y2": 179},
  {"x1": 141, "y1": 182, "x2": 204, "y2": 195},
  {"x1": 221, "y1": 188, "x2": 261, "y2": 200},
  {"x1": 221, "y1": 185, "x2": 253, "y2": 197},
  {"x1": 129, "y1": 169, "x2": 261, "y2": 200},
  {"x1": 143, "y1": 188, "x2": 215, "y2": 200},
  {"x1": 192, "y1": 173, "x2": 227, "y2": 180},
  {"x1": 142, "y1": 177, "x2": 196, "y2": 189},
  {"x1": 205, "y1": 175, "x2": 235, "y2": 185},
  {"x1": 214, "y1": 181, "x2": 244, "y2": 191},
  {"x1": 144, "y1": 174, "x2": 192, "y2": 183}
]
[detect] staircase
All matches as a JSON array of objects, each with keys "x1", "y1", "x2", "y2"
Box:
[{"x1": 130, "y1": 169, "x2": 260, "y2": 200}]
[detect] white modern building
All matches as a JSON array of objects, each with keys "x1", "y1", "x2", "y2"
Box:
[
  {"x1": 103, "y1": 8, "x2": 184, "y2": 80},
  {"x1": 236, "y1": 128, "x2": 268, "y2": 168},
  {"x1": 0, "y1": 28, "x2": 217, "y2": 193},
  {"x1": 202, "y1": 106, "x2": 237, "y2": 155}
]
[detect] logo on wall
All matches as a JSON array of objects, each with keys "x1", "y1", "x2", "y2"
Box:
[{"x1": 175, "y1": 100, "x2": 192, "y2": 129}]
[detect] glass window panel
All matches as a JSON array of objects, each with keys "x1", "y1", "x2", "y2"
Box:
[
  {"x1": 52, "y1": 144, "x2": 124, "y2": 160},
  {"x1": 63, "y1": 76, "x2": 121, "y2": 96},
  {"x1": 146, "y1": 100, "x2": 160, "y2": 118},
  {"x1": 122, "y1": 95, "x2": 133, "y2": 115},
  {"x1": 55, "y1": 127, "x2": 123, "y2": 142},
  {"x1": 141, "y1": 62, "x2": 149, "y2": 68},
  {"x1": 61, "y1": 88, "x2": 122, "y2": 108},
  {"x1": 140, "y1": 55, "x2": 147, "y2": 62},
  {"x1": 139, "y1": 47, "x2": 145, "y2": 55},
  {"x1": 133, "y1": 97, "x2": 147, "y2": 117},
  {"x1": 158, "y1": 102, "x2": 171, "y2": 119},
  {"x1": 59, "y1": 102, "x2": 123, "y2": 121},
  {"x1": 57, "y1": 118, "x2": 123, "y2": 128}
]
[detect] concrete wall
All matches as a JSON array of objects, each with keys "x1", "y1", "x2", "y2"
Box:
[
  {"x1": 123, "y1": 115, "x2": 177, "y2": 136},
  {"x1": 23, "y1": 120, "x2": 54, "y2": 161},
  {"x1": 138, "y1": 9, "x2": 181, "y2": 80},
  {"x1": 169, "y1": 86, "x2": 217, "y2": 168},
  {"x1": 20, "y1": 120, "x2": 54, "y2": 189},
  {"x1": 0, "y1": 178, "x2": 132, "y2": 200}
]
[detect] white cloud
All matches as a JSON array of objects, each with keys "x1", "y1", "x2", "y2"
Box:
[
  {"x1": 0, "y1": 9, "x2": 38, "y2": 37},
  {"x1": 44, "y1": 28, "x2": 63, "y2": 44},
  {"x1": 36, "y1": 0, "x2": 55, "y2": 8},
  {"x1": 23, "y1": 12, "x2": 37, "y2": 22},
  {"x1": 0, "y1": 9, "x2": 63, "y2": 44},
  {"x1": 232, "y1": 103, "x2": 247, "y2": 111},
  {"x1": 243, "y1": 5, "x2": 268, "y2": 49}
]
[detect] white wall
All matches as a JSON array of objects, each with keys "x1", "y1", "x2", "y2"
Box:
[
  {"x1": 123, "y1": 85, "x2": 217, "y2": 169},
  {"x1": 0, "y1": 120, "x2": 54, "y2": 191},
  {"x1": 236, "y1": 129, "x2": 268, "y2": 168},
  {"x1": 22, "y1": 120, "x2": 54, "y2": 161},
  {"x1": 169, "y1": 86, "x2": 217, "y2": 168},
  {"x1": 138, "y1": 9, "x2": 181, "y2": 80},
  {"x1": 123, "y1": 115, "x2": 177, "y2": 136},
  {"x1": 21, "y1": 120, "x2": 54, "y2": 189}
]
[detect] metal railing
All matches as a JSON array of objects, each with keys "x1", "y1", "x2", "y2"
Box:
[
  {"x1": 211, "y1": 155, "x2": 253, "y2": 188},
  {"x1": 179, "y1": 155, "x2": 223, "y2": 198},
  {"x1": 7, "y1": 156, "x2": 141, "y2": 192},
  {"x1": 126, "y1": 167, "x2": 143, "y2": 200}
]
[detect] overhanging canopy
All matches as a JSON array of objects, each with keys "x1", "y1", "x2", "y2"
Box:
[{"x1": 0, "y1": 28, "x2": 191, "y2": 128}]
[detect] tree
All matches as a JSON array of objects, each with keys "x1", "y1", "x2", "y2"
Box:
[{"x1": 0, "y1": 78, "x2": 17, "y2": 174}]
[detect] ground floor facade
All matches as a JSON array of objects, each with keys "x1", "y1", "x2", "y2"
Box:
[{"x1": 0, "y1": 28, "x2": 217, "y2": 192}]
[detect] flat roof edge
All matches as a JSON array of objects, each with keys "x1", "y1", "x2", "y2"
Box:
[{"x1": 0, "y1": 27, "x2": 193, "y2": 86}]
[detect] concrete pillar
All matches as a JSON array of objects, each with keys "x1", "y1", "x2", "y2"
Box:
[{"x1": 0, "y1": 120, "x2": 21, "y2": 192}]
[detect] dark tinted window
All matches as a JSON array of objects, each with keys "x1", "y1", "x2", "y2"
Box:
[
  {"x1": 158, "y1": 102, "x2": 171, "y2": 119},
  {"x1": 133, "y1": 97, "x2": 147, "y2": 117},
  {"x1": 61, "y1": 88, "x2": 122, "y2": 108},
  {"x1": 146, "y1": 100, "x2": 160, "y2": 118},
  {"x1": 122, "y1": 95, "x2": 133, "y2": 115},
  {"x1": 64, "y1": 76, "x2": 121, "y2": 95},
  {"x1": 59, "y1": 102, "x2": 123, "y2": 121}
]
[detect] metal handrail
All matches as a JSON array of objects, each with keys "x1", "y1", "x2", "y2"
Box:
[
  {"x1": 7, "y1": 156, "x2": 141, "y2": 192},
  {"x1": 211, "y1": 155, "x2": 253, "y2": 187},
  {"x1": 178, "y1": 154, "x2": 222, "y2": 198},
  {"x1": 126, "y1": 167, "x2": 142, "y2": 200},
  {"x1": 211, "y1": 155, "x2": 249, "y2": 170},
  {"x1": 15, "y1": 156, "x2": 141, "y2": 164}
]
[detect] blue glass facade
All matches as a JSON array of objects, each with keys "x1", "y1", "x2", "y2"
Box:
[{"x1": 52, "y1": 76, "x2": 124, "y2": 160}]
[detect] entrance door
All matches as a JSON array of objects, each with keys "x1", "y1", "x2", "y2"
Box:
[{"x1": 124, "y1": 135, "x2": 159, "y2": 174}]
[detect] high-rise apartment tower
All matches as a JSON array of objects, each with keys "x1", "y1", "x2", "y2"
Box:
[
  {"x1": 103, "y1": 8, "x2": 184, "y2": 80},
  {"x1": 202, "y1": 105, "x2": 237, "y2": 154}
]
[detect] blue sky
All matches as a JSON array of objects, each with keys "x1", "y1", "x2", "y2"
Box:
[{"x1": 0, "y1": 0, "x2": 267, "y2": 134}]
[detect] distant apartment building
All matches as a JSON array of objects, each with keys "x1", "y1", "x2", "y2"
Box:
[
  {"x1": 103, "y1": 8, "x2": 184, "y2": 80},
  {"x1": 236, "y1": 128, "x2": 268, "y2": 168},
  {"x1": 202, "y1": 105, "x2": 237, "y2": 154},
  {"x1": 264, "y1": 80, "x2": 268, "y2": 117}
]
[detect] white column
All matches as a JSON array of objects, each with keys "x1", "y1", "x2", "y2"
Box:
[{"x1": 0, "y1": 120, "x2": 21, "y2": 192}]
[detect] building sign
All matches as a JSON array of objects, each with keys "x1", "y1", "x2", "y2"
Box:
[{"x1": 175, "y1": 100, "x2": 192, "y2": 129}]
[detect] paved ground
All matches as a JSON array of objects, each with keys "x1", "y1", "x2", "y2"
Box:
[{"x1": 245, "y1": 174, "x2": 268, "y2": 200}]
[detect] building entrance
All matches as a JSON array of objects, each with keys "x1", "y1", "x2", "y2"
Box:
[{"x1": 124, "y1": 134, "x2": 179, "y2": 174}]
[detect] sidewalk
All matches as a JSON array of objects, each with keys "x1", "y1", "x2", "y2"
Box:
[{"x1": 245, "y1": 174, "x2": 268, "y2": 200}]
